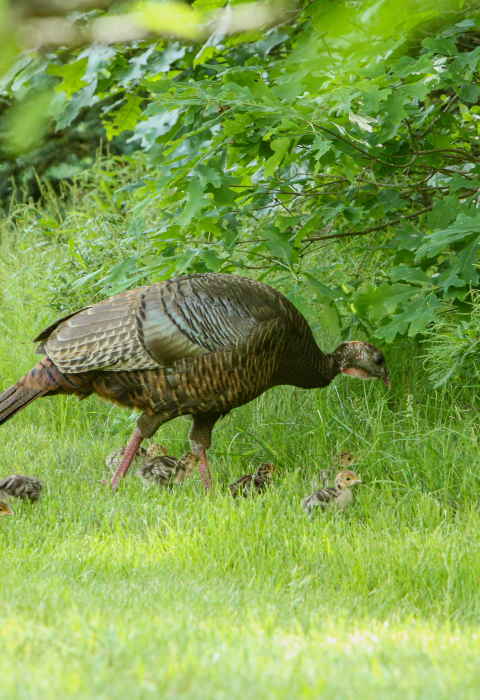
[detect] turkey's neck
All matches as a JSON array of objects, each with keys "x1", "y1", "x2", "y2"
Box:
[
  {"x1": 287, "y1": 343, "x2": 342, "y2": 389},
  {"x1": 313, "y1": 349, "x2": 342, "y2": 388}
]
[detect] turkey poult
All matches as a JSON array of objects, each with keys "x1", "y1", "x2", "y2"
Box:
[
  {"x1": 106, "y1": 445, "x2": 147, "y2": 472},
  {"x1": 0, "y1": 501, "x2": 13, "y2": 516},
  {"x1": 302, "y1": 470, "x2": 362, "y2": 514},
  {"x1": 0, "y1": 273, "x2": 390, "y2": 492},
  {"x1": 137, "y1": 452, "x2": 201, "y2": 487},
  {"x1": 311, "y1": 451, "x2": 357, "y2": 489},
  {"x1": 334, "y1": 451, "x2": 357, "y2": 469},
  {"x1": 229, "y1": 462, "x2": 275, "y2": 499},
  {"x1": 0, "y1": 475, "x2": 43, "y2": 503},
  {"x1": 105, "y1": 443, "x2": 167, "y2": 471}
]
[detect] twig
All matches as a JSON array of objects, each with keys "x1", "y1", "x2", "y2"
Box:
[{"x1": 304, "y1": 205, "x2": 434, "y2": 243}]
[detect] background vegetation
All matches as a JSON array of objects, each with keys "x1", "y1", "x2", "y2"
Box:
[
  {"x1": 2, "y1": 0, "x2": 480, "y2": 697},
  {"x1": 3, "y1": 0, "x2": 480, "y2": 365}
]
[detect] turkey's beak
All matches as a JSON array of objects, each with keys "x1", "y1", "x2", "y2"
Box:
[{"x1": 382, "y1": 376, "x2": 391, "y2": 388}]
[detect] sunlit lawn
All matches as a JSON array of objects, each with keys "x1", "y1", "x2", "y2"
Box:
[{"x1": 1, "y1": 210, "x2": 480, "y2": 698}]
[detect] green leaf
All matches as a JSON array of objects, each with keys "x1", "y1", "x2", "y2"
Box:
[
  {"x1": 286, "y1": 285, "x2": 315, "y2": 322},
  {"x1": 263, "y1": 226, "x2": 292, "y2": 264},
  {"x1": 377, "y1": 293, "x2": 441, "y2": 342},
  {"x1": 438, "y1": 240, "x2": 480, "y2": 292},
  {"x1": 384, "y1": 92, "x2": 408, "y2": 124},
  {"x1": 376, "y1": 189, "x2": 403, "y2": 213},
  {"x1": 355, "y1": 82, "x2": 391, "y2": 112},
  {"x1": 352, "y1": 284, "x2": 418, "y2": 323},
  {"x1": 448, "y1": 173, "x2": 480, "y2": 193},
  {"x1": 421, "y1": 36, "x2": 458, "y2": 56},
  {"x1": 390, "y1": 267, "x2": 431, "y2": 285},
  {"x1": 104, "y1": 94, "x2": 144, "y2": 140},
  {"x1": 401, "y1": 80, "x2": 430, "y2": 101},
  {"x1": 427, "y1": 200, "x2": 457, "y2": 230},
  {"x1": 180, "y1": 172, "x2": 210, "y2": 226},
  {"x1": 459, "y1": 84, "x2": 480, "y2": 103},
  {"x1": 47, "y1": 59, "x2": 89, "y2": 99},
  {"x1": 312, "y1": 135, "x2": 331, "y2": 160},
  {"x1": 264, "y1": 137, "x2": 292, "y2": 178},
  {"x1": 99, "y1": 257, "x2": 143, "y2": 295},
  {"x1": 396, "y1": 226, "x2": 425, "y2": 252},
  {"x1": 415, "y1": 214, "x2": 480, "y2": 259},
  {"x1": 319, "y1": 299, "x2": 341, "y2": 333},
  {"x1": 201, "y1": 249, "x2": 222, "y2": 272},
  {"x1": 304, "y1": 273, "x2": 338, "y2": 300}
]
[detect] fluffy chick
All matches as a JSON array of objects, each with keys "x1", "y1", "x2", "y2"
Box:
[
  {"x1": 302, "y1": 470, "x2": 362, "y2": 514},
  {"x1": 229, "y1": 462, "x2": 275, "y2": 499},
  {"x1": 311, "y1": 451, "x2": 357, "y2": 489},
  {"x1": 137, "y1": 452, "x2": 201, "y2": 487},
  {"x1": 0, "y1": 475, "x2": 43, "y2": 503},
  {"x1": 0, "y1": 501, "x2": 13, "y2": 516},
  {"x1": 105, "y1": 443, "x2": 169, "y2": 471}
]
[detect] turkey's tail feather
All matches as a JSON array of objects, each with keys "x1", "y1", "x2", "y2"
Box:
[
  {"x1": 0, "y1": 357, "x2": 90, "y2": 426},
  {"x1": 0, "y1": 384, "x2": 49, "y2": 424}
]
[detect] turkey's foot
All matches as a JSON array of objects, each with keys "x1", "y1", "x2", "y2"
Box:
[
  {"x1": 191, "y1": 442, "x2": 213, "y2": 492},
  {"x1": 111, "y1": 427, "x2": 144, "y2": 491}
]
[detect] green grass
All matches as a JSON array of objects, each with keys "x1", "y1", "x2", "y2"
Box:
[{"x1": 2, "y1": 204, "x2": 480, "y2": 698}]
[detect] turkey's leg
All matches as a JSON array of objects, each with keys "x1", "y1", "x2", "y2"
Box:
[
  {"x1": 111, "y1": 427, "x2": 144, "y2": 491},
  {"x1": 189, "y1": 413, "x2": 220, "y2": 492},
  {"x1": 190, "y1": 441, "x2": 213, "y2": 491}
]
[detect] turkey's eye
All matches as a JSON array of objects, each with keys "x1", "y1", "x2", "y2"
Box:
[
  {"x1": 346, "y1": 477, "x2": 351, "y2": 481},
  {"x1": 376, "y1": 356, "x2": 385, "y2": 365}
]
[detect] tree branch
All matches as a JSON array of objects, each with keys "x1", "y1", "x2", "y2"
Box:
[{"x1": 303, "y1": 205, "x2": 434, "y2": 243}]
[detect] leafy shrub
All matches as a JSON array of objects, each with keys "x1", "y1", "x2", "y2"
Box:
[{"x1": 3, "y1": 0, "x2": 480, "y2": 347}]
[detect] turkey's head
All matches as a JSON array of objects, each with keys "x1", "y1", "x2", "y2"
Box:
[
  {"x1": 176, "y1": 453, "x2": 202, "y2": 479},
  {"x1": 334, "y1": 470, "x2": 362, "y2": 489},
  {"x1": 333, "y1": 341, "x2": 390, "y2": 387},
  {"x1": 333, "y1": 451, "x2": 357, "y2": 468},
  {"x1": 0, "y1": 501, "x2": 12, "y2": 516},
  {"x1": 256, "y1": 462, "x2": 275, "y2": 480}
]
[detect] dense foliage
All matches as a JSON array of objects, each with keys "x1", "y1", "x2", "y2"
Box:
[{"x1": 2, "y1": 0, "x2": 480, "y2": 347}]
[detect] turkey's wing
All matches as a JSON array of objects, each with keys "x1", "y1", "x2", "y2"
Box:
[
  {"x1": 151, "y1": 275, "x2": 285, "y2": 354},
  {"x1": 41, "y1": 287, "x2": 163, "y2": 373},
  {"x1": 38, "y1": 275, "x2": 286, "y2": 374}
]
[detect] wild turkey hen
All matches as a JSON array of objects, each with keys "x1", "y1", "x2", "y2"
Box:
[{"x1": 0, "y1": 273, "x2": 390, "y2": 491}]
